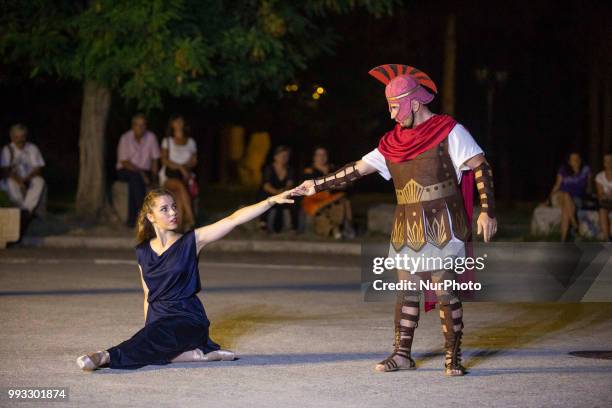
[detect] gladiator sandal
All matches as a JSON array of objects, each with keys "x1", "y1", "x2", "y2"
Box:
[
  {"x1": 443, "y1": 330, "x2": 467, "y2": 376},
  {"x1": 439, "y1": 301, "x2": 467, "y2": 376},
  {"x1": 375, "y1": 297, "x2": 419, "y2": 372}
]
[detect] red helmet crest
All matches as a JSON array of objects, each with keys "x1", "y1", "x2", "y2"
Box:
[{"x1": 368, "y1": 64, "x2": 438, "y2": 94}]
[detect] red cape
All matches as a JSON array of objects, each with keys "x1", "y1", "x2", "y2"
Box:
[
  {"x1": 378, "y1": 114, "x2": 457, "y2": 163},
  {"x1": 377, "y1": 115, "x2": 476, "y2": 312}
]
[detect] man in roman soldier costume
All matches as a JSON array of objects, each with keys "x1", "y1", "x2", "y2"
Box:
[{"x1": 294, "y1": 64, "x2": 497, "y2": 376}]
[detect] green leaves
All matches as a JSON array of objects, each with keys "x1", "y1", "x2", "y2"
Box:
[{"x1": 0, "y1": 0, "x2": 397, "y2": 110}]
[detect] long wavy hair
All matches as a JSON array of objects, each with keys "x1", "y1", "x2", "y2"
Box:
[{"x1": 136, "y1": 188, "x2": 177, "y2": 244}]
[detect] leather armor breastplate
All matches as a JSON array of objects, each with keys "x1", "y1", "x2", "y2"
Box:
[{"x1": 386, "y1": 137, "x2": 469, "y2": 252}]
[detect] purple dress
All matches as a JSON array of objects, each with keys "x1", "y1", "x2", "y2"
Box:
[
  {"x1": 559, "y1": 165, "x2": 590, "y2": 198},
  {"x1": 107, "y1": 231, "x2": 219, "y2": 369}
]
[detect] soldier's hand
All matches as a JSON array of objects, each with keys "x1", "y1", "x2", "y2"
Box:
[
  {"x1": 292, "y1": 180, "x2": 316, "y2": 197},
  {"x1": 477, "y1": 213, "x2": 497, "y2": 242}
]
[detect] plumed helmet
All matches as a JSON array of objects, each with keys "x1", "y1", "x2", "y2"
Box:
[{"x1": 369, "y1": 64, "x2": 437, "y2": 122}]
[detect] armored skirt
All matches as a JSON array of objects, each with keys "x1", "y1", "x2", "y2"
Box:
[{"x1": 106, "y1": 230, "x2": 220, "y2": 369}]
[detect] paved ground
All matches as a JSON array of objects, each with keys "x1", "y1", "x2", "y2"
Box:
[{"x1": 1, "y1": 248, "x2": 611, "y2": 408}]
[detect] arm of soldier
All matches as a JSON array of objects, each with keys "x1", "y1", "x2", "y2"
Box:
[
  {"x1": 293, "y1": 160, "x2": 377, "y2": 196},
  {"x1": 465, "y1": 154, "x2": 497, "y2": 242}
]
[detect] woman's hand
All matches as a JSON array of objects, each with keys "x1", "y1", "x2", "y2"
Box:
[
  {"x1": 267, "y1": 190, "x2": 296, "y2": 205},
  {"x1": 179, "y1": 166, "x2": 190, "y2": 181}
]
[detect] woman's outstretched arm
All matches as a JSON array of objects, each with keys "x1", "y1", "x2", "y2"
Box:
[{"x1": 195, "y1": 190, "x2": 295, "y2": 251}]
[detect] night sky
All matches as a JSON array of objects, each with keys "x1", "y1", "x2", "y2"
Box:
[{"x1": 1, "y1": 0, "x2": 610, "y2": 203}]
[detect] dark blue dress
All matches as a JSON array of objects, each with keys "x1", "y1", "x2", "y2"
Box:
[{"x1": 107, "y1": 230, "x2": 220, "y2": 369}]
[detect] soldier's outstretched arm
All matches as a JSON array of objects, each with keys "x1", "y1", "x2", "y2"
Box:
[{"x1": 294, "y1": 160, "x2": 376, "y2": 196}]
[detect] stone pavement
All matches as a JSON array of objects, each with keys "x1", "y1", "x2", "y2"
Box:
[{"x1": 1, "y1": 249, "x2": 611, "y2": 407}]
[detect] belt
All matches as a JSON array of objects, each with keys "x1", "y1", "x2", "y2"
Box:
[{"x1": 395, "y1": 179, "x2": 456, "y2": 204}]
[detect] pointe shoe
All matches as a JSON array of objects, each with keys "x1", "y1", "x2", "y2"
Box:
[
  {"x1": 202, "y1": 349, "x2": 236, "y2": 362},
  {"x1": 76, "y1": 351, "x2": 109, "y2": 371}
]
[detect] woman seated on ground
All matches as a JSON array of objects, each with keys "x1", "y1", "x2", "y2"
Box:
[
  {"x1": 548, "y1": 152, "x2": 591, "y2": 241},
  {"x1": 302, "y1": 147, "x2": 355, "y2": 239},
  {"x1": 76, "y1": 188, "x2": 295, "y2": 371},
  {"x1": 595, "y1": 153, "x2": 612, "y2": 241},
  {"x1": 258, "y1": 145, "x2": 297, "y2": 233},
  {"x1": 160, "y1": 114, "x2": 197, "y2": 230}
]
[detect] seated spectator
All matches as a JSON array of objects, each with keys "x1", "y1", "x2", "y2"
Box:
[
  {"x1": 116, "y1": 113, "x2": 160, "y2": 228},
  {"x1": 595, "y1": 153, "x2": 612, "y2": 241},
  {"x1": 258, "y1": 146, "x2": 297, "y2": 233},
  {"x1": 302, "y1": 147, "x2": 355, "y2": 239},
  {"x1": 0, "y1": 123, "x2": 46, "y2": 220},
  {"x1": 159, "y1": 114, "x2": 197, "y2": 230},
  {"x1": 548, "y1": 152, "x2": 591, "y2": 241}
]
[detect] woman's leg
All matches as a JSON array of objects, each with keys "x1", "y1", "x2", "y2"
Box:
[
  {"x1": 266, "y1": 207, "x2": 280, "y2": 233},
  {"x1": 343, "y1": 198, "x2": 353, "y2": 222},
  {"x1": 567, "y1": 196, "x2": 578, "y2": 229},
  {"x1": 599, "y1": 208, "x2": 610, "y2": 240},
  {"x1": 559, "y1": 192, "x2": 571, "y2": 241},
  {"x1": 104, "y1": 318, "x2": 206, "y2": 369}
]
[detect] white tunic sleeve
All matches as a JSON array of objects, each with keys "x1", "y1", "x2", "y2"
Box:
[
  {"x1": 447, "y1": 124, "x2": 484, "y2": 183},
  {"x1": 361, "y1": 148, "x2": 391, "y2": 180}
]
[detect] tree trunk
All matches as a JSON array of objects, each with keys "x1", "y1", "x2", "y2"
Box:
[
  {"x1": 442, "y1": 13, "x2": 456, "y2": 116},
  {"x1": 75, "y1": 80, "x2": 111, "y2": 219}
]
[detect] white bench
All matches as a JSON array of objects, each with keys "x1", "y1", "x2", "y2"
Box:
[{"x1": 531, "y1": 206, "x2": 611, "y2": 238}]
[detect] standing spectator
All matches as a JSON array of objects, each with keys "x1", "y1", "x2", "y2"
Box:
[
  {"x1": 259, "y1": 146, "x2": 297, "y2": 233},
  {"x1": 548, "y1": 152, "x2": 591, "y2": 241},
  {"x1": 302, "y1": 147, "x2": 355, "y2": 239},
  {"x1": 159, "y1": 114, "x2": 197, "y2": 230},
  {"x1": 116, "y1": 113, "x2": 160, "y2": 228},
  {"x1": 595, "y1": 153, "x2": 612, "y2": 241},
  {"x1": 0, "y1": 123, "x2": 46, "y2": 218}
]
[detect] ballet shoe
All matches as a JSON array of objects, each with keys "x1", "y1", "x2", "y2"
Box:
[
  {"x1": 202, "y1": 349, "x2": 236, "y2": 362},
  {"x1": 76, "y1": 351, "x2": 109, "y2": 371}
]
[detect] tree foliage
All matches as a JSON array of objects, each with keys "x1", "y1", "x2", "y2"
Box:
[{"x1": 1, "y1": 0, "x2": 397, "y2": 110}]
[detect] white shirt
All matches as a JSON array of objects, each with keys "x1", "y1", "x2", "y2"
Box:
[
  {"x1": 361, "y1": 123, "x2": 484, "y2": 184},
  {"x1": 161, "y1": 137, "x2": 197, "y2": 165},
  {"x1": 0, "y1": 142, "x2": 45, "y2": 178},
  {"x1": 595, "y1": 171, "x2": 612, "y2": 196}
]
